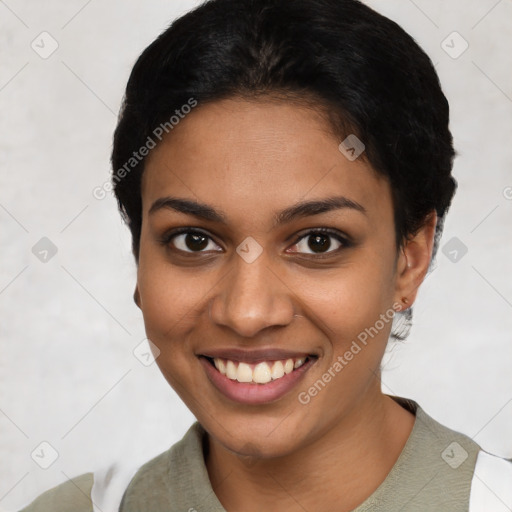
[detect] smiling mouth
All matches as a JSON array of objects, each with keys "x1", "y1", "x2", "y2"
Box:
[{"x1": 201, "y1": 355, "x2": 317, "y2": 384}]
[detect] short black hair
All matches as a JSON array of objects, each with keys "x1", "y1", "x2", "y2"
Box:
[{"x1": 111, "y1": 0, "x2": 457, "y2": 340}]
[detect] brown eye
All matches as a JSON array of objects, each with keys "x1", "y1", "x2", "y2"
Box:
[
  {"x1": 161, "y1": 229, "x2": 222, "y2": 254},
  {"x1": 288, "y1": 229, "x2": 350, "y2": 256}
]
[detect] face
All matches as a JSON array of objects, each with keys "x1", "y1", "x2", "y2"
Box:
[{"x1": 135, "y1": 97, "x2": 427, "y2": 458}]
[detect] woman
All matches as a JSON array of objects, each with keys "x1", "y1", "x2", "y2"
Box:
[{"x1": 20, "y1": 0, "x2": 512, "y2": 510}]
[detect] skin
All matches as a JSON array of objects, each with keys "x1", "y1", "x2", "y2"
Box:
[{"x1": 134, "y1": 97, "x2": 437, "y2": 511}]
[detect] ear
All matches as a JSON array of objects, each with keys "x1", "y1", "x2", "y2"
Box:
[
  {"x1": 133, "y1": 285, "x2": 142, "y2": 309},
  {"x1": 394, "y1": 210, "x2": 437, "y2": 310}
]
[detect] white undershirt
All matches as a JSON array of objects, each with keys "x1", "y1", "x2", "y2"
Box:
[{"x1": 469, "y1": 450, "x2": 512, "y2": 512}]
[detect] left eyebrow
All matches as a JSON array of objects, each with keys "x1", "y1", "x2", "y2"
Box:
[
  {"x1": 273, "y1": 196, "x2": 367, "y2": 227},
  {"x1": 148, "y1": 195, "x2": 367, "y2": 227}
]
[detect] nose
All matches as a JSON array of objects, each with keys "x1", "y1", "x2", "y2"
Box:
[{"x1": 208, "y1": 251, "x2": 296, "y2": 338}]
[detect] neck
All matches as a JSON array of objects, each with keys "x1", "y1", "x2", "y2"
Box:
[{"x1": 205, "y1": 391, "x2": 415, "y2": 512}]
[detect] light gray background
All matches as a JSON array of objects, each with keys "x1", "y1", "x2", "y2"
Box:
[{"x1": 1, "y1": 0, "x2": 511, "y2": 510}]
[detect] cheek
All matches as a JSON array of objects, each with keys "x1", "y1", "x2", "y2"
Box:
[
  {"x1": 136, "y1": 257, "x2": 185, "y2": 354},
  {"x1": 137, "y1": 262, "x2": 210, "y2": 391},
  {"x1": 137, "y1": 229, "x2": 210, "y2": 333},
  {"x1": 305, "y1": 259, "x2": 394, "y2": 337},
  {"x1": 138, "y1": 267, "x2": 204, "y2": 334}
]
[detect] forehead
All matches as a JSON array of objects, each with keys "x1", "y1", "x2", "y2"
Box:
[{"x1": 141, "y1": 98, "x2": 393, "y2": 230}]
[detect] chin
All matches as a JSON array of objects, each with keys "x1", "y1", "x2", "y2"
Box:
[{"x1": 203, "y1": 410, "x2": 312, "y2": 458}]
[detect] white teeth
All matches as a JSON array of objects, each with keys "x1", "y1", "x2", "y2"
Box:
[
  {"x1": 226, "y1": 360, "x2": 237, "y2": 380},
  {"x1": 212, "y1": 356, "x2": 309, "y2": 384},
  {"x1": 294, "y1": 357, "x2": 305, "y2": 369},
  {"x1": 253, "y1": 362, "x2": 272, "y2": 384},
  {"x1": 236, "y1": 362, "x2": 253, "y2": 383},
  {"x1": 214, "y1": 358, "x2": 226, "y2": 375},
  {"x1": 271, "y1": 361, "x2": 284, "y2": 380}
]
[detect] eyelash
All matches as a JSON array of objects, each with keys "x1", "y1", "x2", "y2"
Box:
[{"x1": 158, "y1": 227, "x2": 352, "y2": 258}]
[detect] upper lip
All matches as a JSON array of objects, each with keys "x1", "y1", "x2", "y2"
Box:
[{"x1": 198, "y1": 348, "x2": 316, "y2": 363}]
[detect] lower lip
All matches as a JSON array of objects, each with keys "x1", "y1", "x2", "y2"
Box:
[{"x1": 199, "y1": 356, "x2": 316, "y2": 405}]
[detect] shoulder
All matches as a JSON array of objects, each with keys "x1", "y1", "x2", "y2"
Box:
[
  {"x1": 119, "y1": 448, "x2": 172, "y2": 501},
  {"x1": 406, "y1": 398, "x2": 512, "y2": 510},
  {"x1": 120, "y1": 422, "x2": 208, "y2": 510},
  {"x1": 18, "y1": 472, "x2": 94, "y2": 512},
  {"x1": 469, "y1": 450, "x2": 512, "y2": 511},
  {"x1": 17, "y1": 423, "x2": 205, "y2": 512},
  {"x1": 373, "y1": 396, "x2": 481, "y2": 510}
]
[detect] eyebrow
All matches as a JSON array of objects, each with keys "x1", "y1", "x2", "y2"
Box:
[{"x1": 148, "y1": 195, "x2": 367, "y2": 227}]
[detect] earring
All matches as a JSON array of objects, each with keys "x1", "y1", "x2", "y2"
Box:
[{"x1": 401, "y1": 297, "x2": 409, "y2": 304}]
